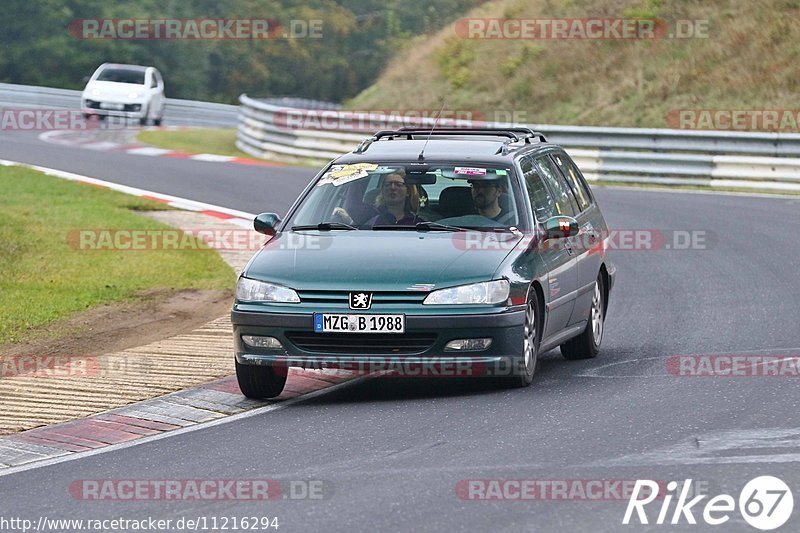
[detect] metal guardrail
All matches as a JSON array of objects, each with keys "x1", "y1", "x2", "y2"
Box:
[
  {"x1": 237, "y1": 94, "x2": 800, "y2": 192},
  {"x1": 0, "y1": 82, "x2": 239, "y2": 128}
]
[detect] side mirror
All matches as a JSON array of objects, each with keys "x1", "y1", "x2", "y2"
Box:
[
  {"x1": 543, "y1": 216, "x2": 579, "y2": 240},
  {"x1": 254, "y1": 213, "x2": 281, "y2": 236}
]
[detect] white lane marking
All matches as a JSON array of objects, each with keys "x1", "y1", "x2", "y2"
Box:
[
  {"x1": 37, "y1": 130, "x2": 76, "y2": 145},
  {"x1": 0, "y1": 376, "x2": 366, "y2": 478},
  {"x1": 573, "y1": 356, "x2": 667, "y2": 379},
  {"x1": 82, "y1": 142, "x2": 120, "y2": 151},
  {"x1": 588, "y1": 427, "x2": 800, "y2": 467},
  {"x1": 125, "y1": 146, "x2": 174, "y2": 156},
  {"x1": 190, "y1": 153, "x2": 236, "y2": 162},
  {"x1": 0, "y1": 158, "x2": 255, "y2": 221}
]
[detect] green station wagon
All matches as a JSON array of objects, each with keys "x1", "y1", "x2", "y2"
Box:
[{"x1": 232, "y1": 127, "x2": 616, "y2": 398}]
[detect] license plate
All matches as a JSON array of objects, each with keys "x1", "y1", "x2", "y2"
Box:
[
  {"x1": 100, "y1": 102, "x2": 124, "y2": 110},
  {"x1": 314, "y1": 313, "x2": 405, "y2": 334}
]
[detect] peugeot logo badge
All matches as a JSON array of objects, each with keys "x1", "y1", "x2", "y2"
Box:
[{"x1": 349, "y1": 292, "x2": 372, "y2": 310}]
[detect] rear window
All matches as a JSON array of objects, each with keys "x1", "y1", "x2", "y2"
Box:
[{"x1": 96, "y1": 68, "x2": 146, "y2": 85}]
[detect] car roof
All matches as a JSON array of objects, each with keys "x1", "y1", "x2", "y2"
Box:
[
  {"x1": 98, "y1": 63, "x2": 151, "y2": 72},
  {"x1": 334, "y1": 128, "x2": 557, "y2": 166}
]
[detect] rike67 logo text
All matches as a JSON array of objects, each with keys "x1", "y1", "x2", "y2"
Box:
[{"x1": 623, "y1": 477, "x2": 793, "y2": 530}]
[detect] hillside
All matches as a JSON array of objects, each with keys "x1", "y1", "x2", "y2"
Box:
[{"x1": 347, "y1": 0, "x2": 800, "y2": 130}]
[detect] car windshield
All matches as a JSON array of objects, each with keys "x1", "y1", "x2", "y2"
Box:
[
  {"x1": 96, "y1": 68, "x2": 145, "y2": 85},
  {"x1": 289, "y1": 163, "x2": 521, "y2": 230}
]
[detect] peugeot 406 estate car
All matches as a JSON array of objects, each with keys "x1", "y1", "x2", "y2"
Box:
[{"x1": 232, "y1": 127, "x2": 616, "y2": 398}]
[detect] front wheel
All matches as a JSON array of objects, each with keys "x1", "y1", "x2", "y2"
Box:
[
  {"x1": 498, "y1": 289, "x2": 539, "y2": 388},
  {"x1": 561, "y1": 274, "x2": 605, "y2": 360},
  {"x1": 235, "y1": 361, "x2": 287, "y2": 398}
]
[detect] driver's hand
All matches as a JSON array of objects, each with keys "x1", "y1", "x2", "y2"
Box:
[{"x1": 331, "y1": 207, "x2": 354, "y2": 225}]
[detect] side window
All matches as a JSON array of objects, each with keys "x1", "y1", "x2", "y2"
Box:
[
  {"x1": 552, "y1": 153, "x2": 591, "y2": 211},
  {"x1": 520, "y1": 157, "x2": 556, "y2": 221},
  {"x1": 150, "y1": 72, "x2": 158, "y2": 88},
  {"x1": 534, "y1": 156, "x2": 578, "y2": 217}
]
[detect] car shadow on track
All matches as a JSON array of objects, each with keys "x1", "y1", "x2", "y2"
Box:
[{"x1": 300, "y1": 350, "x2": 571, "y2": 405}]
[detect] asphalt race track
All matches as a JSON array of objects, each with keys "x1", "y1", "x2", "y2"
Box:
[{"x1": 1, "y1": 128, "x2": 799, "y2": 532}]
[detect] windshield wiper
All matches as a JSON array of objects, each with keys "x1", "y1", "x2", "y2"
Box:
[
  {"x1": 460, "y1": 226, "x2": 517, "y2": 233},
  {"x1": 371, "y1": 221, "x2": 464, "y2": 232},
  {"x1": 414, "y1": 221, "x2": 465, "y2": 232},
  {"x1": 291, "y1": 222, "x2": 358, "y2": 231}
]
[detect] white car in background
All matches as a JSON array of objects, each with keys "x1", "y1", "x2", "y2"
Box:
[{"x1": 81, "y1": 63, "x2": 165, "y2": 126}]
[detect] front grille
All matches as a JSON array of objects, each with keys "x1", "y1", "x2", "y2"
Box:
[
  {"x1": 296, "y1": 290, "x2": 427, "y2": 305},
  {"x1": 285, "y1": 332, "x2": 437, "y2": 355}
]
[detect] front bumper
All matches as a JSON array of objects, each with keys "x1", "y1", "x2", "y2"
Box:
[
  {"x1": 81, "y1": 100, "x2": 146, "y2": 119},
  {"x1": 232, "y1": 308, "x2": 527, "y2": 377}
]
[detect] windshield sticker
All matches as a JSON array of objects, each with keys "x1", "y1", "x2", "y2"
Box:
[
  {"x1": 495, "y1": 169, "x2": 508, "y2": 176},
  {"x1": 317, "y1": 163, "x2": 378, "y2": 186},
  {"x1": 454, "y1": 167, "x2": 487, "y2": 176}
]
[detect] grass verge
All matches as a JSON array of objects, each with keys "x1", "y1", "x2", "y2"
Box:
[
  {"x1": 0, "y1": 165, "x2": 235, "y2": 344},
  {"x1": 137, "y1": 128, "x2": 249, "y2": 158},
  {"x1": 136, "y1": 128, "x2": 320, "y2": 167}
]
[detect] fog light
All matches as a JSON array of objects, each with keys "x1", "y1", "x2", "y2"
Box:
[
  {"x1": 242, "y1": 335, "x2": 284, "y2": 350},
  {"x1": 444, "y1": 338, "x2": 492, "y2": 351}
]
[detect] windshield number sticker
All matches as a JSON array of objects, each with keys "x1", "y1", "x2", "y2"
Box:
[
  {"x1": 454, "y1": 167, "x2": 487, "y2": 176},
  {"x1": 317, "y1": 163, "x2": 378, "y2": 187}
]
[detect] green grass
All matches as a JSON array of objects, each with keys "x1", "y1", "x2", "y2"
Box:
[
  {"x1": 0, "y1": 166, "x2": 235, "y2": 344},
  {"x1": 137, "y1": 128, "x2": 249, "y2": 158}
]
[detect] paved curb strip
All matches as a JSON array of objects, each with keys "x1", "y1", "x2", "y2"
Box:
[
  {"x1": 0, "y1": 370, "x2": 357, "y2": 469},
  {"x1": 0, "y1": 158, "x2": 357, "y2": 469},
  {"x1": 39, "y1": 129, "x2": 280, "y2": 167}
]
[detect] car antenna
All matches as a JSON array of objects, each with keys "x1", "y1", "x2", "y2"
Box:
[{"x1": 418, "y1": 99, "x2": 446, "y2": 161}]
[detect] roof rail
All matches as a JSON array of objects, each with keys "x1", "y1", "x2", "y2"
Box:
[
  {"x1": 390, "y1": 127, "x2": 544, "y2": 141},
  {"x1": 352, "y1": 127, "x2": 547, "y2": 154}
]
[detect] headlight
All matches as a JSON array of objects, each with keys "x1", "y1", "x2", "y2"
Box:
[
  {"x1": 423, "y1": 280, "x2": 510, "y2": 305},
  {"x1": 127, "y1": 92, "x2": 140, "y2": 99},
  {"x1": 236, "y1": 277, "x2": 300, "y2": 303}
]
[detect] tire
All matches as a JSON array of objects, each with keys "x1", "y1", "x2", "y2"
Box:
[
  {"x1": 154, "y1": 117, "x2": 162, "y2": 126},
  {"x1": 139, "y1": 116, "x2": 149, "y2": 126},
  {"x1": 235, "y1": 361, "x2": 287, "y2": 398},
  {"x1": 561, "y1": 274, "x2": 605, "y2": 360},
  {"x1": 498, "y1": 288, "x2": 540, "y2": 388}
]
